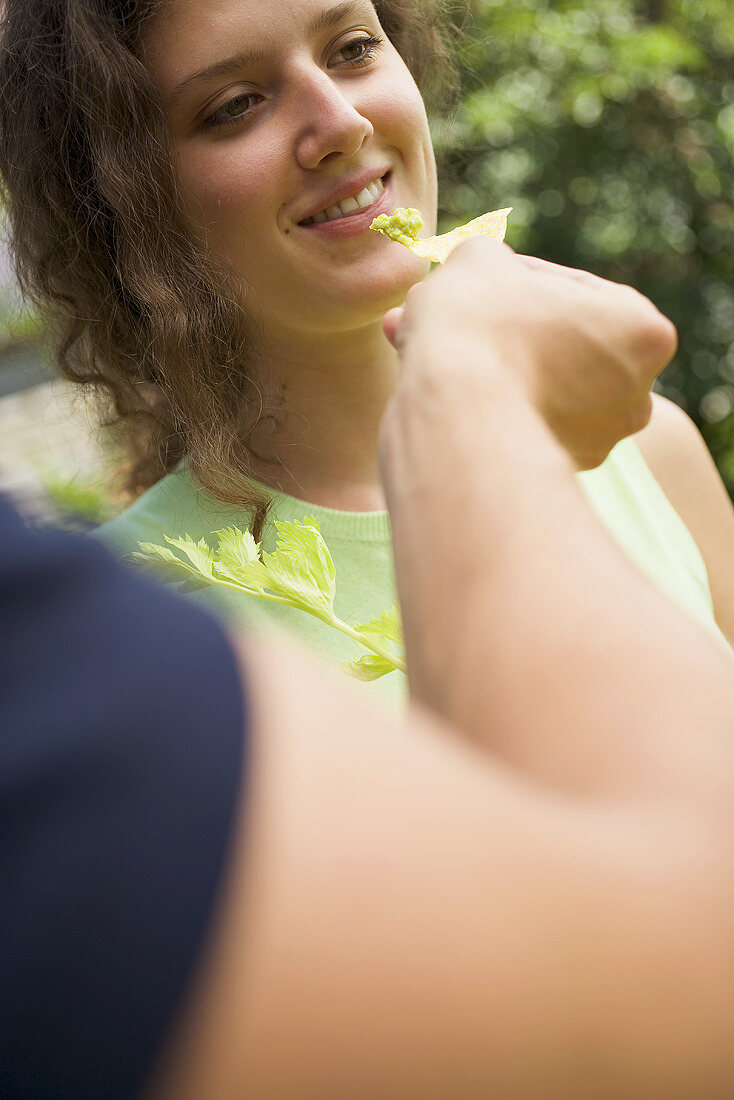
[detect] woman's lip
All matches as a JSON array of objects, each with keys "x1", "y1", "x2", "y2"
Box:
[{"x1": 297, "y1": 174, "x2": 393, "y2": 240}]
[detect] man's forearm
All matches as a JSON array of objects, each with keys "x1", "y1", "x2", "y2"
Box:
[{"x1": 383, "y1": 340, "x2": 734, "y2": 805}]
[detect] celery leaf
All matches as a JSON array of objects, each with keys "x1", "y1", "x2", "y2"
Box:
[
  {"x1": 164, "y1": 534, "x2": 216, "y2": 581},
  {"x1": 353, "y1": 602, "x2": 403, "y2": 646},
  {"x1": 133, "y1": 518, "x2": 406, "y2": 682},
  {"x1": 213, "y1": 526, "x2": 268, "y2": 591},
  {"x1": 343, "y1": 653, "x2": 399, "y2": 681},
  {"x1": 256, "y1": 516, "x2": 336, "y2": 621}
]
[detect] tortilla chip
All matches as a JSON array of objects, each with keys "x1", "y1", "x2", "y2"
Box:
[{"x1": 410, "y1": 208, "x2": 513, "y2": 263}]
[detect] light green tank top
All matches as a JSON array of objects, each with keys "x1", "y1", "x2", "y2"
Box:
[
  {"x1": 578, "y1": 437, "x2": 721, "y2": 642},
  {"x1": 93, "y1": 436, "x2": 726, "y2": 709}
]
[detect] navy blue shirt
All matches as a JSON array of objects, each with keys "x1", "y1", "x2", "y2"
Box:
[{"x1": 0, "y1": 494, "x2": 246, "y2": 1098}]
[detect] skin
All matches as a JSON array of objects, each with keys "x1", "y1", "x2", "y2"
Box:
[
  {"x1": 635, "y1": 395, "x2": 734, "y2": 648},
  {"x1": 146, "y1": 244, "x2": 734, "y2": 1099},
  {"x1": 143, "y1": 0, "x2": 435, "y2": 509}
]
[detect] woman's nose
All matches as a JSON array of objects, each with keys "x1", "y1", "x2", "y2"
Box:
[{"x1": 293, "y1": 69, "x2": 374, "y2": 170}]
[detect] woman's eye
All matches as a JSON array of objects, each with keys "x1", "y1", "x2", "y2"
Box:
[
  {"x1": 201, "y1": 92, "x2": 262, "y2": 132},
  {"x1": 333, "y1": 34, "x2": 384, "y2": 68},
  {"x1": 199, "y1": 34, "x2": 382, "y2": 132}
]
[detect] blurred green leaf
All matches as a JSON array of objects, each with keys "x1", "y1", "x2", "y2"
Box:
[
  {"x1": 436, "y1": 0, "x2": 734, "y2": 494},
  {"x1": 38, "y1": 468, "x2": 119, "y2": 528}
]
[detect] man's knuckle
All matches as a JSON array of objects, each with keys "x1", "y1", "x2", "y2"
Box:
[
  {"x1": 658, "y1": 315, "x2": 679, "y2": 359},
  {"x1": 627, "y1": 393, "x2": 654, "y2": 436},
  {"x1": 405, "y1": 282, "x2": 423, "y2": 307},
  {"x1": 640, "y1": 313, "x2": 678, "y2": 372}
]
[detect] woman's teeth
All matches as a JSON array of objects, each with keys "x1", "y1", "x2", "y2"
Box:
[{"x1": 303, "y1": 177, "x2": 384, "y2": 225}]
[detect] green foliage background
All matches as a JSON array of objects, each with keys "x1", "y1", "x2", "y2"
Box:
[{"x1": 435, "y1": 0, "x2": 734, "y2": 492}]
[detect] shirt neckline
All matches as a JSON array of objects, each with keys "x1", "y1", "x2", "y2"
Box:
[{"x1": 175, "y1": 464, "x2": 391, "y2": 543}]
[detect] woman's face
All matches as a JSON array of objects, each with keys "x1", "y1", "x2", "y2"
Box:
[{"x1": 143, "y1": 0, "x2": 437, "y2": 340}]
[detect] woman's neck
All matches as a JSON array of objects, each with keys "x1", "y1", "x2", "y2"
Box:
[{"x1": 243, "y1": 320, "x2": 397, "y2": 511}]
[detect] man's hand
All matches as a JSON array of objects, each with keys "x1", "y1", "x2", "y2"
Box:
[{"x1": 384, "y1": 241, "x2": 677, "y2": 469}]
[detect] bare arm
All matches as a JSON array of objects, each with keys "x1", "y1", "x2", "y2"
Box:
[
  {"x1": 636, "y1": 393, "x2": 734, "y2": 648},
  {"x1": 382, "y1": 243, "x2": 734, "y2": 800},
  {"x1": 150, "y1": 629, "x2": 734, "y2": 1100},
  {"x1": 384, "y1": 349, "x2": 734, "y2": 801}
]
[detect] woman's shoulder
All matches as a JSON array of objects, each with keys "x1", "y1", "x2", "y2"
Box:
[
  {"x1": 633, "y1": 393, "x2": 734, "y2": 646},
  {"x1": 634, "y1": 394, "x2": 718, "y2": 483},
  {"x1": 585, "y1": 395, "x2": 721, "y2": 509},
  {"x1": 580, "y1": 394, "x2": 726, "y2": 560},
  {"x1": 632, "y1": 394, "x2": 734, "y2": 541}
]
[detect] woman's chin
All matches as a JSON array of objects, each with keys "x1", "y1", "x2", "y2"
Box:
[
  {"x1": 332, "y1": 273, "x2": 427, "y2": 326},
  {"x1": 264, "y1": 252, "x2": 431, "y2": 332},
  {"x1": 346, "y1": 250, "x2": 431, "y2": 308}
]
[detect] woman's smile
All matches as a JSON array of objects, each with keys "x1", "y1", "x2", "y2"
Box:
[
  {"x1": 297, "y1": 168, "x2": 387, "y2": 224},
  {"x1": 295, "y1": 170, "x2": 392, "y2": 237}
]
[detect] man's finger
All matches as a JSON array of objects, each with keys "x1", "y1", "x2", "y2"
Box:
[
  {"x1": 383, "y1": 307, "x2": 405, "y2": 349},
  {"x1": 516, "y1": 254, "x2": 610, "y2": 289}
]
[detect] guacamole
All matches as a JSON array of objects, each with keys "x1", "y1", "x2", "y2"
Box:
[
  {"x1": 370, "y1": 208, "x2": 424, "y2": 248},
  {"x1": 371, "y1": 206, "x2": 512, "y2": 264}
]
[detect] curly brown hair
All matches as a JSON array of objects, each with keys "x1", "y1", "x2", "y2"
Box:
[{"x1": 0, "y1": 0, "x2": 461, "y2": 535}]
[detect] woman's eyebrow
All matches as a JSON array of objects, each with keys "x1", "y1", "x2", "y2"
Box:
[
  {"x1": 166, "y1": 1, "x2": 367, "y2": 107},
  {"x1": 167, "y1": 49, "x2": 266, "y2": 107}
]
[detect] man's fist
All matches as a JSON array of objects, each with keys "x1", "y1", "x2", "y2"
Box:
[{"x1": 384, "y1": 241, "x2": 677, "y2": 470}]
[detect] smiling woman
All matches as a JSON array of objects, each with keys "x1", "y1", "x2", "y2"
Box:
[
  {"x1": 0, "y1": 0, "x2": 457, "y2": 540},
  {"x1": 1, "y1": 0, "x2": 733, "y2": 701}
]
